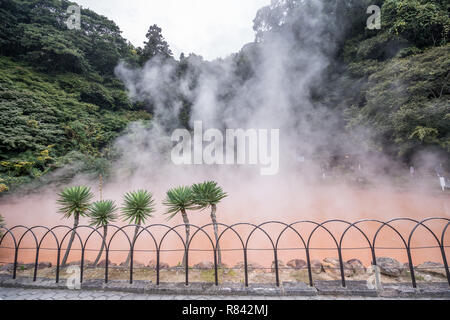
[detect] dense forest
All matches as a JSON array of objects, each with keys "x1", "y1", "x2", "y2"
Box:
[{"x1": 0, "y1": 0, "x2": 449, "y2": 195}]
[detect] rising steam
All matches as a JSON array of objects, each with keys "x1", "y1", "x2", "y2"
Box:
[{"x1": 1, "y1": 0, "x2": 448, "y2": 235}]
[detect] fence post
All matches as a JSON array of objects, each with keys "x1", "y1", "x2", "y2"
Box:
[
  {"x1": 406, "y1": 247, "x2": 417, "y2": 288},
  {"x1": 12, "y1": 246, "x2": 18, "y2": 279},
  {"x1": 130, "y1": 248, "x2": 134, "y2": 284},
  {"x1": 56, "y1": 249, "x2": 61, "y2": 283},
  {"x1": 80, "y1": 249, "x2": 85, "y2": 283},
  {"x1": 274, "y1": 249, "x2": 280, "y2": 287},
  {"x1": 105, "y1": 250, "x2": 109, "y2": 284},
  {"x1": 306, "y1": 248, "x2": 313, "y2": 287},
  {"x1": 214, "y1": 248, "x2": 219, "y2": 286},
  {"x1": 156, "y1": 250, "x2": 160, "y2": 285},
  {"x1": 185, "y1": 248, "x2": 189, "y2": 286},
  {"x1": 338, "y1": 248, "x2": 346, "y2": 288},
  {"x1": 33, "y1": 247, "x2": 40, "y2": 282},
  {"x1": 440, "y1": 245, "x2": 450, "y2": 287},
  {"x1": 244, "y1": 248, "x2": 249, "y2": 287}
]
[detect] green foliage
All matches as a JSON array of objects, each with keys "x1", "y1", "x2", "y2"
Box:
[
  {"x1": 88, "y1": 200, "x2": 118, "y2": 227},
  {"x1": 0, "y1": 177, "x2": 8, "y2": 193},
  {"x1": 192, "y1": 181, "x2": 227, "y2": 209},
  {"x1": 0, "y1": 56, "x2": 151, "y2": 191},
  {"x1": 79, "y1": 83, "x2": 114, "y2": 109},
  {"x1": 0, "y1": 214, "x2": 5, "y2": 237},
  {"x1": 1, "y1": 0, "x2": 449, "y2": 193},
  {"x1": 163, "y1": 186, "x2": 197, "y2": 220},
  {"x1": 0, "y1": 0, "x2": 139, "y2": 75},
  {"x1": 382, "y1": 0, "x2": 449, "y2": 48},
  {"x1": 19, "y1": 23, "x2": 89, "y2": 73},
  {"x1": 0, "y1": 0, "x2": 156, "y2": 192},
  {"x1": 253, "y1": 0, "x2": 379, "y2": 43},
  {"x1": 409, "y1": 126, "x2": 439, "y2": 142},
  {"x1": 354, "y1": 33, "x2": 409, "y2": 61},
  {"x1": 57, "y1": 185, "x2": 94, "y2": 219},
  {"x1": 253, "y1": 0, "x2": 450, "y2": 165},
  {"x1": 200, "y1": 268, "x2": 237, "y2": 282},
  {"x1": 139, "y1": 24, "x2": 173, "y2": 65},
  {"x1": 121, "y1": 190, "x2": 155, "y2": 225},
  {"x1": 345, "y1": 45, "x2": 450, "y2": 160}
]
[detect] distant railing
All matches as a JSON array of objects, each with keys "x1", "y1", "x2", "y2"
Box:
[{"x1": 0, "y1": 218, "x2": 449, "y2": 289}]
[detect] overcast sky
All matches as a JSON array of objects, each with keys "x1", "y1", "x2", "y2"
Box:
[{"x1": 75, "y1": 0, "x2": 270, "y2": 61}]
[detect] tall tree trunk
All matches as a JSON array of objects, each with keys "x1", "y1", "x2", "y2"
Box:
[
  {"x1": 210, "y1": 204, "x2": 222, "y2": 266},
  {"x1": 124, "y1": 225, "x2": 140, "y2": 267},
  {"x1": 181, "y1": 209, "x2": 190, "y2": 267},
  {"x1": 61, "y1": 213, "x2": 79, "y2": 267},
  {"x1": 93, "y1": 226, "x2": 107, "y2": 266}
]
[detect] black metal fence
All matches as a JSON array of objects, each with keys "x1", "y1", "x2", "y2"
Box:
[{"x1": 1, "y1": 218, "x2": 449, "y2": 289}]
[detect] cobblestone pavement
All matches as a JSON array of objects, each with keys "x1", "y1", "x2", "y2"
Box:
[{"x1": 0, "y1": 287, "x2": 447, "y2": 300}]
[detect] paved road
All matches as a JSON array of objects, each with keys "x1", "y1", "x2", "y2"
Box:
[{"x1": 0, "y1": 287, "x2": 446, "y2": 300}]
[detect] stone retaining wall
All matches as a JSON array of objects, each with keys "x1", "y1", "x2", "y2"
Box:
[{"x1": 0, "y1": 275, "x2": 448, "y2": 299}]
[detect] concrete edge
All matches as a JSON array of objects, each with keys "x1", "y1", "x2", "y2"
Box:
[{"x1": 0, "y1": 275, "x2": 448, "y2": 298}]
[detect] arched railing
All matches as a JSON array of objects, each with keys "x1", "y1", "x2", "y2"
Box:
[{"x1": 0, "y1": 218, "x2": 449, "y2": 289}]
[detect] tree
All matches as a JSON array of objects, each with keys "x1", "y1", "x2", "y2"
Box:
[
  {"x1": 0, "y1": 214, "x2": 5, "y2": 238},
  {"x1": 88, "y1": 200, "x2": 118, "y2": 266},
  {"x1": 79, "y1": 82, "x2": 114, "y2": 109},
  {"x1": 163, "y1": 186, "x2": 197, "y2": 267},
  {"x1": 344, "y1": 44, "x2": 450, "y2": 163},
  {"x1": 121, "y1": 190, "x2": 155, "y2": 267},
  {"x1": 192, "y1": 181, "x2": 227, "y2": 266},
  {"x1": 0, "y1": 0, "x2": 138, "y2": 75},
  {"x1": 139, "y1": 24, "x2": 173, "y2": 64},
  {"x1": 57, "y1": 186, "x2": 94, "y2": 266},
  {"x1": 0, "y1": 179, "x2": 7, "y2": 238},
  {"x1": 382, "y1": 0, "x2": 449, "y2": 48}
]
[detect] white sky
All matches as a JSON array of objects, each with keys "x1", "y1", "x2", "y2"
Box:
[{"x1": 75, "y1": 0, "x2": 271, "y2": 61}]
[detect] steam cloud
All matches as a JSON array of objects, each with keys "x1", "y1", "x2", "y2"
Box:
[
  {"x1": 113, "y1": 0, "x2": 347, "y2": 180},
  {"x1": 1, "y1": 0, "x2": 448, "y2": 229},
  {"x1": 0, "y1": 0, "x2": 449, "y2": 269}
]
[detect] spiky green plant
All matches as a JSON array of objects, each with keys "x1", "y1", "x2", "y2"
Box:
[
  {"x1": 192, "y1": 181, "x2": 227, "y2": 208},
  {"x1": 88, "y1": 200, "x2": 118, "y2": 266},
  {"x1": 122, "y1": 190, "x2": 155, "y2": 225},
  {"x1": 163, "y1": 186, "x2": 198, "y2": 267},
  {"x1": 163, "y1": 186, "x2": 197, "y2": 219},
  {"x1": 192, "y1": 181, "x2": 227, "y2": 265},
  {"x1": 121, "y1": 190, "x2": 155, "y2": 267},
  {"x1": 57, "y1": 186, "x2": 94, "y2": 266}
]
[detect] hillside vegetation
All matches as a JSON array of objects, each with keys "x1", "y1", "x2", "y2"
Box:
[
  {"x1": 0, "y1": 0, "x2": 153, "y2": 191},
  {"x1": 0, "y1": 0, "x2": 449, "y2": 194}
]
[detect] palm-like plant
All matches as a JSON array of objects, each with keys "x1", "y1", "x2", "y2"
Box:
[
  {"x1": 88, "y1": 200, "x2": 118, "y2": 266},
  {"x1": 192, "y1": 181, "x2": 227, "y2": 265},
  {"x1": 121, "y1": 190, "x2": 155, "y2": 267},
  {"x1": 163, "y1": 186, "x2": 198, "y2": 267},
  {"x1": 57, "y1": 186, "x2": 94, "y2": 266}
]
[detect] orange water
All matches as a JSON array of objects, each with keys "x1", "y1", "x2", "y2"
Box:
[{"x1": 1, "y1": 184, "x2": 449, "y2": 268}]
